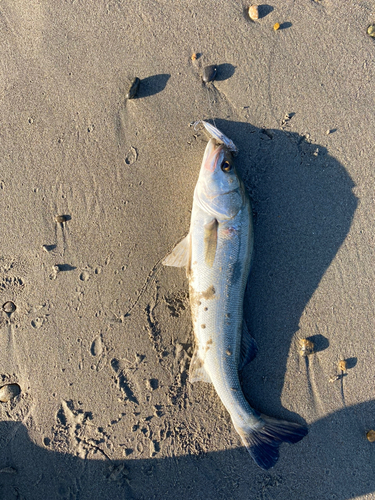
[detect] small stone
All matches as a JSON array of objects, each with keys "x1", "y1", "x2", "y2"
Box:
[
  {"x1": 338, "y1": 359, "x2": 347, "y2": 372},
  {"x1": 366, "y1": 430, "x2": 375, "y2": 442},
  {"x1": 126, "y1": 77, "x2": 140, "y2": 99},
  {"x1": 55, "y1": 215, "x2": 67, "y2": 223},
  {"x1": 273, "y1": 22, "x2": 280, "y2": 31},
  {"x1": 0, "y1": 384, "x2": 21, "y2": 403},
  {"x1": 299, "y1": 338, "x2": 315, "y2": 356},
  {"x1": 191, "y1": 53, "x2": 197, "y2": 61},
  {"x1": 248, "y1": 5, "x2": 259, "y2": 21},
  {"x1": 2, "y1": 301, "x2": 16, "y2": 313},
  {"x1": 202, "y1": 65, "x2": 217, "y2": 83},
  {"x1": 326, "y1": 129, "x2": 331, "y2": 135},
  {"x1": 367, "y1": 24, "x2": 375, "y2": 38}
]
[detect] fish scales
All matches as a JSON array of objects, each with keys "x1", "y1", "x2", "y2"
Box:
[
  {"x1": 163, "y1": 122, "x2": 307, "y2": 469},
  {"x1": 189, "y1": 196, "x2": 257, "y2": 429}
]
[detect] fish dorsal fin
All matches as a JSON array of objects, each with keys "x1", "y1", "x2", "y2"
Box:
[
  {"x1": 189, "y1": 348, "x2": 212, "y2": 384},
  {"x1": 163, "y1": 234, "x2": 190, "y2": 268},
  {"x1": 239, "y1": 321, "x2": 258, "y2": 371},
  {"x1": 204, "y1": 219, "x2": 218, "y2": 268}
]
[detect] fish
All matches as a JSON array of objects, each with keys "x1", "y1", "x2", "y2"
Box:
[{"x1": 163, "y1": 122, "x2": 308, "y2": 469}]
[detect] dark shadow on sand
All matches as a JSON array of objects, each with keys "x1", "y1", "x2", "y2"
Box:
[
  {"x1": 136, "y1": 74, "x2": 170, "y2": 99},
  {"x1": 215, "y1": 63, "x2": 236, "y2": 81},
  {"x1": 1, "y1": 400, "x2": 374, "y2": 500}
]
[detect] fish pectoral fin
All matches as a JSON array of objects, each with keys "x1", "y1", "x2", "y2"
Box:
[
  {"x1": 163, "y1": 234, "x2": 190, "y2": 268},
  {"x1": 239, "y1": 320, "x2": 258, "y2": 371},
  {"x1": 189, "y1": 349, "x2": 212, "y2": 384},
  {"x1": 204, "y1": 219, "x2": 218, "y2": 268}
]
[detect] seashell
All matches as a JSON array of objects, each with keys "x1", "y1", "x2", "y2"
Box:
[
  {"x1": 248, "y1": 5, "x2": 259, "y2": 21},
  {"x1": 202, "y1": 65, "x2": 217, "y2": 83},
  {"x1": 367, "y1": 24, "x2": 375, "y2": 37},
  {"x1": 0, "y1": 383, "x2": 21, "y2": 403},
  {"x1": 299, "y1": 338, "x2": 314, "y2": 356},
  {"x1": 338, "y1": 359, "x2": 347, "y2": 372},
  {"x1": 55, "y1": 215, "x2": 67, "y2": 223},
  {"x1": 191, "y1": 53, "x2": 197, "y2": 61},
  {"x1": 126, "y1": 77, "x2": 140, "y2": 99},
  {"x1": 2, "y1": 301, "x2": 16, "y2": 313},
  {"x1": 273, "y1": 22, "x2": 280, "y2": 31},
  {"x1": 366, "y1": 430, "x2": 375, "y2": 442}
]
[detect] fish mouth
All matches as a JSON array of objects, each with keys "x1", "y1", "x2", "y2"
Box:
[{"x1": 202, "y1": 139, "x2": 224, "y2": 173}]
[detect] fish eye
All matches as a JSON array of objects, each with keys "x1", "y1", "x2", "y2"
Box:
[{"x1": 221, "y1": 160, "x2": 232, "y2": 172}]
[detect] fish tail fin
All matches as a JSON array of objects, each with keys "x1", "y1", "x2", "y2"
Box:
[{"x1": 237, "y1": 416, "x2": 308, "y2": 470}]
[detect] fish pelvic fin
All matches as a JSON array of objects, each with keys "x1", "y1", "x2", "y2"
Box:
[{"x1": 236, "y1": 416, "x2": 308, "y2": 470}]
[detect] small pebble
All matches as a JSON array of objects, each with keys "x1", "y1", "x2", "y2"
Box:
[
  {"x1": 126, "y1": 77, "x2": 140, "y2": 99},
  {"x1": 55, "y1": 215, "x2": 67, "y2": 223},
  {"x1": 202, "y1": 65, "x2": 217, "y2": 83},
  {"x1": 2, "y1": 301, "x2": 16, "y2": 314},
  {"x1": 366, "y1": 430, "x2": 375, "y2": 442},
  {"x1": 0, "y1": 384, "x2": 21, "y2": 403},
  {"x1": 367, "y1": 24, "x2": 375, "y2": 38},
  {"x1": 273, "y1": 22, "x2": 280, "y2": 31},
  {"x1": 248, "y1": 5, "x2": 259, "y2": 21},
  {"x1": 338, "y1": 359, "x2": 347, "y2": 372},
  {"x1": 191, "y1": 53, "x2": 197, "y2": 61},
  {"x1": 299, "y1": 338, "x2": 315, "y2": 356}
]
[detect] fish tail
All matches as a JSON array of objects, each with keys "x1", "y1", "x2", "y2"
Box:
[{"x1": 237, "y1": 416, "x2": 308, "y2": 470}]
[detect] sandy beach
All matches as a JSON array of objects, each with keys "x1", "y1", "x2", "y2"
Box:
[{"x1": 0, "y1": 0, "x2": 375, "y2": 498}]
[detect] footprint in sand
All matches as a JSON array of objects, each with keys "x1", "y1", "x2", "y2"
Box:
[
  {"x1": 90, "y1": 334, "x2": 107, "y2": 371},
  {"x1": 111, "y1": 358, "x2": 139, "y2": 405}
]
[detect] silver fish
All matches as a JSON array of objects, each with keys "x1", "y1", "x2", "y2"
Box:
[{"x1": 164, "y1": 123, "x2": 307, "y2": 469}]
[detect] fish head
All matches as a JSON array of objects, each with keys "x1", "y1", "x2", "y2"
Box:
[{"x1": 195, "y1": 139, "x2": 246, "y2": 220}]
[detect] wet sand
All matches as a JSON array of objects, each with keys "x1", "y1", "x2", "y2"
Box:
[{"x1": 0, "y1": 1, "x2": 374, "y2": 498}]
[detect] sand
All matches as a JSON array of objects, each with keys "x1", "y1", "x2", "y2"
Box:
[{"x1": 0, "y1": 0, "x2": 374, "y2": 498}]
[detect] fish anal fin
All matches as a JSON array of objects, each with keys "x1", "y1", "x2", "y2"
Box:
[
  {"x1": 163, "y1": 234, "x2": 190, "y2": 268},
  {"x1": 239, "y1": 321, "x2": 258, "y2": 371},
  {"x1": 189, "y1": 348, "x2": 212, "y2": 384},
  {"x1": 204, "y1": 219, "x2": 218, "y2": 268}
]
